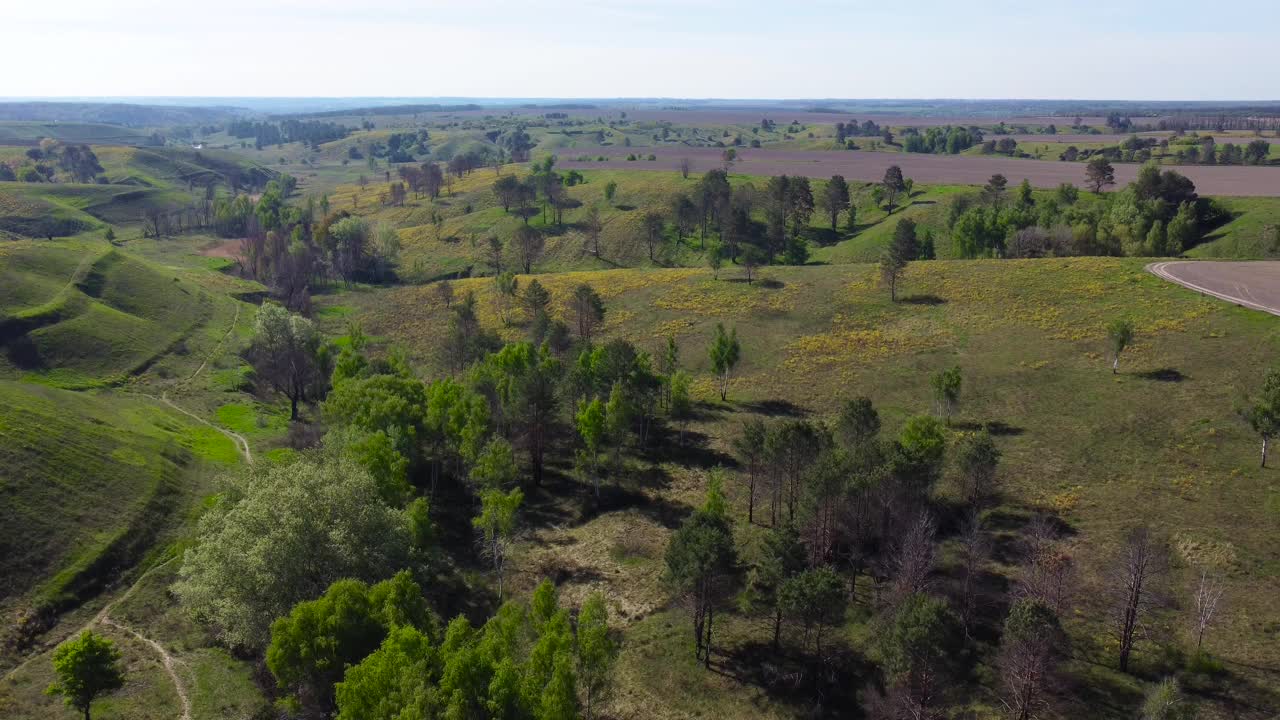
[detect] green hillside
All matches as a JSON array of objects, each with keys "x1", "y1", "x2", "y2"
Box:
[
  {"x1": 0, "y1": 380, "x2": 237, "y2": 621},
  {"x1": 0, "y1": 243, "x2": 217, "y2": 388}
]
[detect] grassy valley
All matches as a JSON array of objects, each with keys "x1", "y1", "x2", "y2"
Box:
[{"x1": 2, "y1": 98, "x2": 1280, "y2": 720}]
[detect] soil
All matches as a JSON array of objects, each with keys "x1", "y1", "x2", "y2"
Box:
[{"x1": 559, "y1": 147, "x2": 1280, "y2": 195}]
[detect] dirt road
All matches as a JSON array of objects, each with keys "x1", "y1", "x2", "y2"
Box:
[
  {"x1": 1148, "y1": 261, "x2": 1280, "y2": 316},
  {"x1": 558, "y1": 148, "x2": 1280, "y2": 195}
]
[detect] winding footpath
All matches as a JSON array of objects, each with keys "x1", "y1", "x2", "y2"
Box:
[
  {"x1": 3, "y1": 559, "x2": 192, "y2": 720},
  {"x1": 3, "y1": 304, "x2": 253, "y2": 716},
  {"x1": 153, "y1": 392, "x2": 254, "y2": 466},
  {"x1": 1148, "y1": 261, "x2": 1280, "y2": 317}
]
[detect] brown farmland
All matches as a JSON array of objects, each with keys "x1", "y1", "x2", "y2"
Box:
[
  {"x1": 559, "y1": 147, "x2": 1280, "y2": 196},
  {"x1": 1001, "y1": 133, "x2": 1280, "y2": 145}
]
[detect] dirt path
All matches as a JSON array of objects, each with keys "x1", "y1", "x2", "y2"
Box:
[
  {"x1": 1148, "y1": 261, "x2": 1280, "y2": 317},
  {"x1": 3, "y1": 558, "x2": 192, "y2": 720},
  {"x1": 153, "y1": 392, "x2": 253, "y2": 466},
  {"x1": 185, "y1": 301, "x2": 241, "y2": 385},
  {"x1": 102, "y1": 615, "x2": 192, "y2": 720}
]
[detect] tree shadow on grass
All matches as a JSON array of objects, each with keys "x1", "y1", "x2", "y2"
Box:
[
  {"x1": 710, "y1": 641, "x2": 874, "y2": 719},
  {"x1": 597, "y1": 484, "x2": 692, "y2": 530},
  {"x1": 1138, "y1": 367, "x2": 1187, "y2": 382},
  {"x1": 735, "y1": 398, "x2": 809, "y2": 418},
  {"x1": 899, "y1": 294, "x2": 946, "y2": 305},
  {"x1": 1191, "y1": 663, "x2": 1280, "y2": 720},
  {"x1": 723, "y1": 277, "x2": 785, "y2": 289},
  {"x1": 949, "y1": 419, "x2": 1025, "y2": 436},
  {"x1": 647, "y1": 425, "x2": 739, "y2": 469}
]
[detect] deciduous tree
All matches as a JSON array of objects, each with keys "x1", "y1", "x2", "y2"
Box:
[
  {"x1": 1107, "y1": 318, "x2": 1135, "y2": 374},
  {"x1": 176, "y1": 455, "x2": 411, "y2": 650},
  {"x1": 247, "y1": 303, "x2": 329, "y2": 420},
  {"x1": 930, "y1": 365, "x2": 962, "y2": 424},
  {"x1": 1245, "y1": 368, "x2": 1280, "y2": 467},
  {"x1": 46, "y1": 631, "x2": 125, "y2": 720},
  {"x1": 709, "y1": 323, "x2": 741, "y2": 401},
  {"x1": 1086, "y1": 156, "x2": 1116, "y2": 193},
  {"x1": 474, "y1": 487, "x2": 524, "y2": 599}
]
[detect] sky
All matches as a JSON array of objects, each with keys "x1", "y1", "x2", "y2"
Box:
[{"x1": 9, "y1": 0, "x2": 1280, "y2": 100}]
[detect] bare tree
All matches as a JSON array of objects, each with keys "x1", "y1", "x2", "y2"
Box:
[
  {"x1": 887, "y1": 511, "x2": 937, "y2": 607},
  {"x1": 999, "y1": 600, "x2": 1065, "y2": 720},
  {"x1": 1019, "y1": 516, "x2": 1075, "y2": 617},
  {"x1": 569, "y1": 283, "x2": 606, "y2": 340},
  {"x1": 1108, "y1": 526, "x2": 1168, "y2": 673},
  {"x1": 679, "y1": 157, "x2": 692, "y2": 179},
  {"x1": 514, "y1": 225, "x2": 544, "y2": 274},
  {"x1": 434, "y1": 279, "x2": 454, "y2": 309},
  {"x1": 1190, "y1": 570, "x2": 1224, "y2": 651},
  {"x1": 582, "y1": 206, "x2": 603, "y2": 257},
  {"x1": 956, "y1": 513, "x2": 991, "y2": 636}
]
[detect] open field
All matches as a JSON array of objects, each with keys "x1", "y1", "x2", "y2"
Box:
[
  {"x1": 1002, "y1": 133, "x2": 1280, "y2": 146},
  {"x1": 560, "y1": 147, "x2": 1280, "y2": 195}
]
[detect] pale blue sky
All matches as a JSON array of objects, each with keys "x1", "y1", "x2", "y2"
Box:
[{"x1": 10, "y1": 0, "x2": 1279, "y2": 99}]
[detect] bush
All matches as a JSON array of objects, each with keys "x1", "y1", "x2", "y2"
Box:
[{"x1": 1184, "y1": 648, "x2": 1225, "y2": 678}]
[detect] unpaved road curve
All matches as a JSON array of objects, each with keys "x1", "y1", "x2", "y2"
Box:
[{"x1": 1148, "y1": 261, "x2": 1280, "y2": 316}]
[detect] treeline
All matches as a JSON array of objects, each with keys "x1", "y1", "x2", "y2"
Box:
[
  {"x1": 834, "y1": 120, "x2": 885, "y2": 141},
  {"x1": 212, "y1": 176, "x2": 402, "y2": 309},
  {"x1": 1157, "y1": 113, "x2": 1280, "y2": 133},
  {"x1": 292, "y1": 103, "x2": 484, "y2": 118},
  {"x1": 902, "y1": 125, "x2": 984, "y2": 154},
  {"x1": 226, "y1": 118, "x2": 351, "y2": 148},
  {"x1": 944, "y1": 164, "x2": 1226, "y2": 258},
  {"x1": 0, "y1": 140, "x2": 104, "y2": 183},
  {"x1": 1060, "y1": 135, "x2": 1273, "y2": 166}
]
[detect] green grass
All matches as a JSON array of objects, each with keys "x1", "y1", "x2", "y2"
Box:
[
  {"x1": 0, "y1": 181, "x2": 195, "y2": 237},
  {"x1": 0, "y1": 242, "x2": 219, "y2": 388},
  {"x1": 0, "y1": 381, "x2": 236, "y2": 614},
  {"x1": 352, "y1": 257, "x2": 1280, "y2": 716},
  {"x1": 300, "y1": 164, "x2": 1280, "y2": 283},
  {"x1": 214, "y1": 401, "x2": 289, "y2": 440},
  {"x1": 1187, "y1": 196, "x2": 1280, "y2": 258}
]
